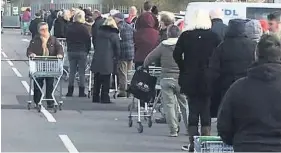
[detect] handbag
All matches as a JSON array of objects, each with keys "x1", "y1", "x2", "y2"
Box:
[{"x1": 127, "y1": 69, "x2": 157, "y2": 101}]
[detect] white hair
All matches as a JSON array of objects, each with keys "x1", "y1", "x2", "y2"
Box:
[{"x1": 185, "y1": 9, "x2": 212, "y2": 31}]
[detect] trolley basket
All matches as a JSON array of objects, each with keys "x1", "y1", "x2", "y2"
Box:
[{"x1": 194, "y1": 136, "x2": 234, "y2": 153}]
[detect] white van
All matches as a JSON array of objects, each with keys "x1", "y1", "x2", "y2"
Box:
[{"x1": 184, "y1": 2, "x2": 281, "y2": 25}]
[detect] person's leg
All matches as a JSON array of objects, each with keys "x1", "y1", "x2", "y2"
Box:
[
  {"x1": 160, "y1": 79, "x2": 179, "y2": 137},
  {"x1": 78, "y1": 52, "x2": 87, "y2": 97},
  {"x1": 33, "y1": 78, "x2": 44, "y2": 105},
  {"x1": 101, "y1": 74, "x2": 111, "y2": 103},
  {"x1": 45, "y1": 77, "x2": 54, "y2": 108},
  {"x1": 66, "y1": 52, "x2": 77, "y2": 96},
  {"x1": 92, "y1": 73, "x2": 101, "y2": 103},
  {"x1": 174, "y1": 81, "x2": 188, "y2": 134},
  {"x1": 117, "y1": 61, "x2": 127, "y2": 97},
  {"x1": 200, "y1": 97, "x2": 211, "y2": 136}
]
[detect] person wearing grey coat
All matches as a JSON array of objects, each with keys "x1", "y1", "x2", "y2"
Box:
[
  {"x1": 143, "y1": 25, "x2": 188, "y2": 137},
  {"x1": 91, "y1": 20, "x2": 120, "y2": 104},
  {"x1": 245, "y1": 19, "x2": 263, "y2": 43}
]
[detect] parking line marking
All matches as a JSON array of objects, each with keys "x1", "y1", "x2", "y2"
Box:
[
  {"x1": 11, "y1": 67, "x2": 22, "y2": 77},
  {"x1": 7, "y1": 60, "x2": 14, "y2": 66},
  {"x1": 59, "y1": 135, "x2": 79, "y2": 153},
  {"x1": 21, "y1": 80, "x2": 56, "y2": 123},
  {"x1": 1, "y1": 52, "x2": 7, "y2": 58},
  {"x1": 21, "y1": 80, "x2": 34, "y2": 95}
]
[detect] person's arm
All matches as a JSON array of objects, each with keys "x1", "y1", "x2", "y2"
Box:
[
  {"x1": 112, "y1": 33, "x2": 121, "y2": 60},
  {"x1": 54, "y1": 38, "x2": 64, "y2": 57},
  {"x1": 26, "y1": 40, "x2": 35, "y2": 57},
  {"x1": 91, "y1": 23, "x2": 96, "y2": 47},
  {"x1": 208, "y1": 44, "x2": 222, "y2": 84},
  {"x1": 143, "y1": 44, "x2": 162, "y2": 68},
  {"x1": 173, "y1": 33, "x2": 185, "y2": 71},
  {"x1": 217, "y1": 81, "x2": 240, "y2": 145},
  {"x1": 83, "y1": 27, "x2": 91, "y2": 53}
]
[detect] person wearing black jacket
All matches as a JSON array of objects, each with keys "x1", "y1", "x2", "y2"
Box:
[
  {"x1": 29, "y1": 13, "x2": 43, "y2": 39},
  {"x1": 54, "y1": 10, "x2": 70, "y2": 38},
  {"x1": 91, "y1": 10, "x2": 105, "y2": 48},
  {"x1": 217, "y1": 34, "x2": 281, "y2": 152},
  {"x1": 208, "y1": 19, "x2": 256, "y2": 118},
  {"x1": 91, "y1": 17, "x2": 120, "y2": 104},
  {"x1": 66, "y1": 10, "x2": 91, "y2": 97}
]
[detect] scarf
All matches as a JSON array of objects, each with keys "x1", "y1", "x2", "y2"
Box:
[
  {"x1": 126, "y1": 15, "x2": 135, "y2": 24},
  {"x1": 40, "y1": 34, "x2": 50, "y2": 56}
]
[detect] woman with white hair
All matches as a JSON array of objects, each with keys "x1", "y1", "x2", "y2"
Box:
[
  {"x1": 66, "y1": 10, "x2": 91, "y2": 97},
  {"x1": 173, "y1": 9, "x2": 220, "y2": 151},
  {"x1": 53, "y1": 10, "x2": 70, "y2": 38}
]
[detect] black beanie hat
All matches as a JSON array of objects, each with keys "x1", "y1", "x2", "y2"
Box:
[{"x1": 257, "y1": 34, "x2": 281, "y2": 62}]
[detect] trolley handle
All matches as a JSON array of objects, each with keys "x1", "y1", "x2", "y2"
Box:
[{"x1": 29, "y1": 56, "x2": 63, "y2": 60}]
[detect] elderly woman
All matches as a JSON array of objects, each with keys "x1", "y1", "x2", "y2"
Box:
[
  {"x1": 91, "y1": 17, "x2": 120, "y2": 104},
  {"x1": 144, "y1": 25, "x2": 188, "y2": 137},
  {"x1": 66, "y1": 10, "x2": 91, "y2": 97},
  {"x1": 26, "y1": 22, "x2": 64, "y2": 108},
  {"x1": 173, "y1": 10, "x2": 221, "y2": 151},
  {"x1": 54, "y1": 10, "x2": 71, "y2": 38}
]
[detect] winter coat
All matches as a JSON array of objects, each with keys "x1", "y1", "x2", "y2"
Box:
[
  {"x1": 211, "y1": 18, "x2": 227, "y2": 42},
  {"x1": 217, "y1": 61, "x2": 281, "y2": 152},
  {"x1": 118, "y1": 21, "x2": 135, "y2": 61},
  {"x1": 209, "y1": 19, "x2": 256, "y2": 110},
  {"x1": 134, "y1": 12, "x2": 159, "y2": 62},
  {"x1": 159, "y1": 28, "x2": 168, "y2": 42},
  {"x1": 245, "y1": 19, "x2": 263, "y2": 43},
  {"x1": 125, "y1": 16, "x2": 138, "y2": 28},
  {"x1": 91, "y1": 16, "x2": 105, "y2": 47},
  {"x1": 90, "y1": 26, "x2": 120, "y2": 75},
  {"x1": 84, "y1": 21, "x2": 93, "y2": 37},
  {"x1": 29, "y1": 18, "x2": 43, "y2": 39},
  {"x1": 26, "y1": 35, "x2": 64, "y2": 57},
  {"x1": 54, "y1": 17, "x2": 69, "y2": 38},
  {"x1": 47, "y1": 11, "x2": 57, "y2": 31},
  {"x1": 22, "y1": 11, "x2": 31, "y2": 22},
  {"x1": 66, "y1": 22, "x2": 91, "y2": 53},
  {"x1": 144, "y1": 38, "x2": 180, "y2": 79},
  {"x1": 173, "y1": 29, "x2": 220, "y2": 97}
]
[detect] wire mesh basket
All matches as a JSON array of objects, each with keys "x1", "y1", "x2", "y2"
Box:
[
  {"x1": 29, "y1": 56, "x2": 63, "y2": 77},
  {"x1": 194, "y1": 136, "x2": 234, "y2": 153}
]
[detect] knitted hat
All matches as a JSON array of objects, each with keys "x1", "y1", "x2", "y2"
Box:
[
  {"x1": 245, "y1": 19, "x2": 263, "y2": 42},
  {"x1": 257, "y1": 34, "x2": 281, "y2": 61}
]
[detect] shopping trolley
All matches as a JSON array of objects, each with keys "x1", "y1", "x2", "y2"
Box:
[
  {"x1": 127, "y1": 66, "x2": 162, "y2": 133},
  {"x1": 57, "y1": 38, "x2": 69, "y2": 81},
  {"x1": 194, "y1": 136, "x2": 234, "y2": 153},
  {"x1": 27, "y1": 56, "x2": 64, "y2": 113}
]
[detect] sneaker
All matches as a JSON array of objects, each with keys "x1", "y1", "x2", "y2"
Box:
[
  {"x1": 155, "y1": 117, "x2": 166, "y2": 124},
  {"x1": 169, "y1": 133, "x2": 178, "y2": 137},
  {"x1": 181, "y1": 145, "x2": 189, "y2": 151}
]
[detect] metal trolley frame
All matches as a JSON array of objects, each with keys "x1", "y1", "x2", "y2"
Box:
[
  {"x1": 194, "y1": 136, "x2": 234, "y2": 153},
  {"x1": 127, "y1": 66, "x2": 162, "y2": 133},
  {"x1": 27, "y1": 56, "x2": 64, "y2": 113},
  {"x1": 57, "y1": 38, "x2": 69, "y2": 81}
]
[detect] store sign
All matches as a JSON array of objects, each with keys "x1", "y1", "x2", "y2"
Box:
[{"x1": 12, "y1": 7, "x2": 18, "y2": 15}]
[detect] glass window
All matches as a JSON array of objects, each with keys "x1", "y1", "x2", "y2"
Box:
[{"x1": 246, "y1": 7, "x2": 281, "y2": 20}]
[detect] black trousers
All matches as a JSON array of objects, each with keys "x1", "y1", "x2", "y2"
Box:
[
  {"x1": 188, "y1": 96, "x2": 211, "y2": 126},
  {"x1": 93, "y1": 73, "x2": 111, "y2": 103},
  {"x1": 33, "y1": 77, "x2": 54, "y2": 105}
]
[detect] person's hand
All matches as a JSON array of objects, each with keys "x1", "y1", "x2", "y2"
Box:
[
  {"x1": 29, "y1": 53, "x2": 36, "y2": 58},
  {"x1": 57, "y1": 54, "x2": 63, "y2": 58}
]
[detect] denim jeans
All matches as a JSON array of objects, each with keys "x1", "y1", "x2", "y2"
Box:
[
  {"x1": 160, "y1": 78, "x2": 188, "y2": 134},
  {"x1": 68, "y1": 52, "x2": 87, "y2": 87}
]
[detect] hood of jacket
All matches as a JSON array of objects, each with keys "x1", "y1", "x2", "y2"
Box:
[
  {"x1": 248, "y1": 61, "x2": 281, "y2": 82},
  {"x1": 245, "y1": 19, "x2": 263, "y2": 42},
  {"x1": 162, "y1": 38, "x2": 178, "y2": 46},
  {"x1": 225, "y1": 19, "x2": 247, "y2": 38}
]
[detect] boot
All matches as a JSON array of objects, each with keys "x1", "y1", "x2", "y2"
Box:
[
  {"x1": 182, "y1": 126, "x2": 199, "y2": 152},
  {"x1": 79, "y1": 87, "x2": 87, "y2": 97},
  {"x1": 201, "y1": 126, "x2": 211, "y2": 136},
  {"x1": 66, "y1": 86, "x2": 74, "y2": 97},
  {"x1": 101, "y1": 93, "x2": 111, "y2": 103}
]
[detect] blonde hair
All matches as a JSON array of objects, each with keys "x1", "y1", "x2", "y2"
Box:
[
  {"x1": 185, "y1": 9, "x2": 212, "y2": 31},
  {"x1": 160, "y1": 11, "x2": 175, "y2": 26},
  {"x1": 103, "y1": 17, "x2": 118, "y2": 29},
  {"x1": 63, "y1": 10, "x2": 71, "y2": 21},
  {"x1": 73, "y1": 10, "x2": 85, "y2": 23}
]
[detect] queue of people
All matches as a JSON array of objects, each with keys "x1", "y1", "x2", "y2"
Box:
[{"x1": 25, "y1": 2, "x2": 281, "y2": 152}]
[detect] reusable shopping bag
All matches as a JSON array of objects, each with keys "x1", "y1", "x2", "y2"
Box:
[{"x1": 127, "y1": 69, "x2": 157, "y2": 101}]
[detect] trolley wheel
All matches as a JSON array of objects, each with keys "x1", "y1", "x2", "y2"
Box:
[
  {"x1": 148, "y1": 117, "x2": 153, "y2": 128},
  {"x1": 178, "y1": 114, "x2": 182, "y2": 122},
  {"x1": 27, "y1": 103, "x2": 31, "y2": 110},
  {"x1": 137, "y1": 122, "x2": 143, "y2": 133},
  {"x1": 53, "y1": 105, "x2": 57, "y2": 113},
  {"x1": 37, "y1": 104, "x2": 42, "y2": 113},
  {"x1": 177, "y1": 125, "x2": 180, "y2": 133},
  {"x1": 128, "y1": 117, "x2": 133, "y2": 127},
  {"x1": 59, "y1": 103, "x2": 62, "y2": 111}
]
